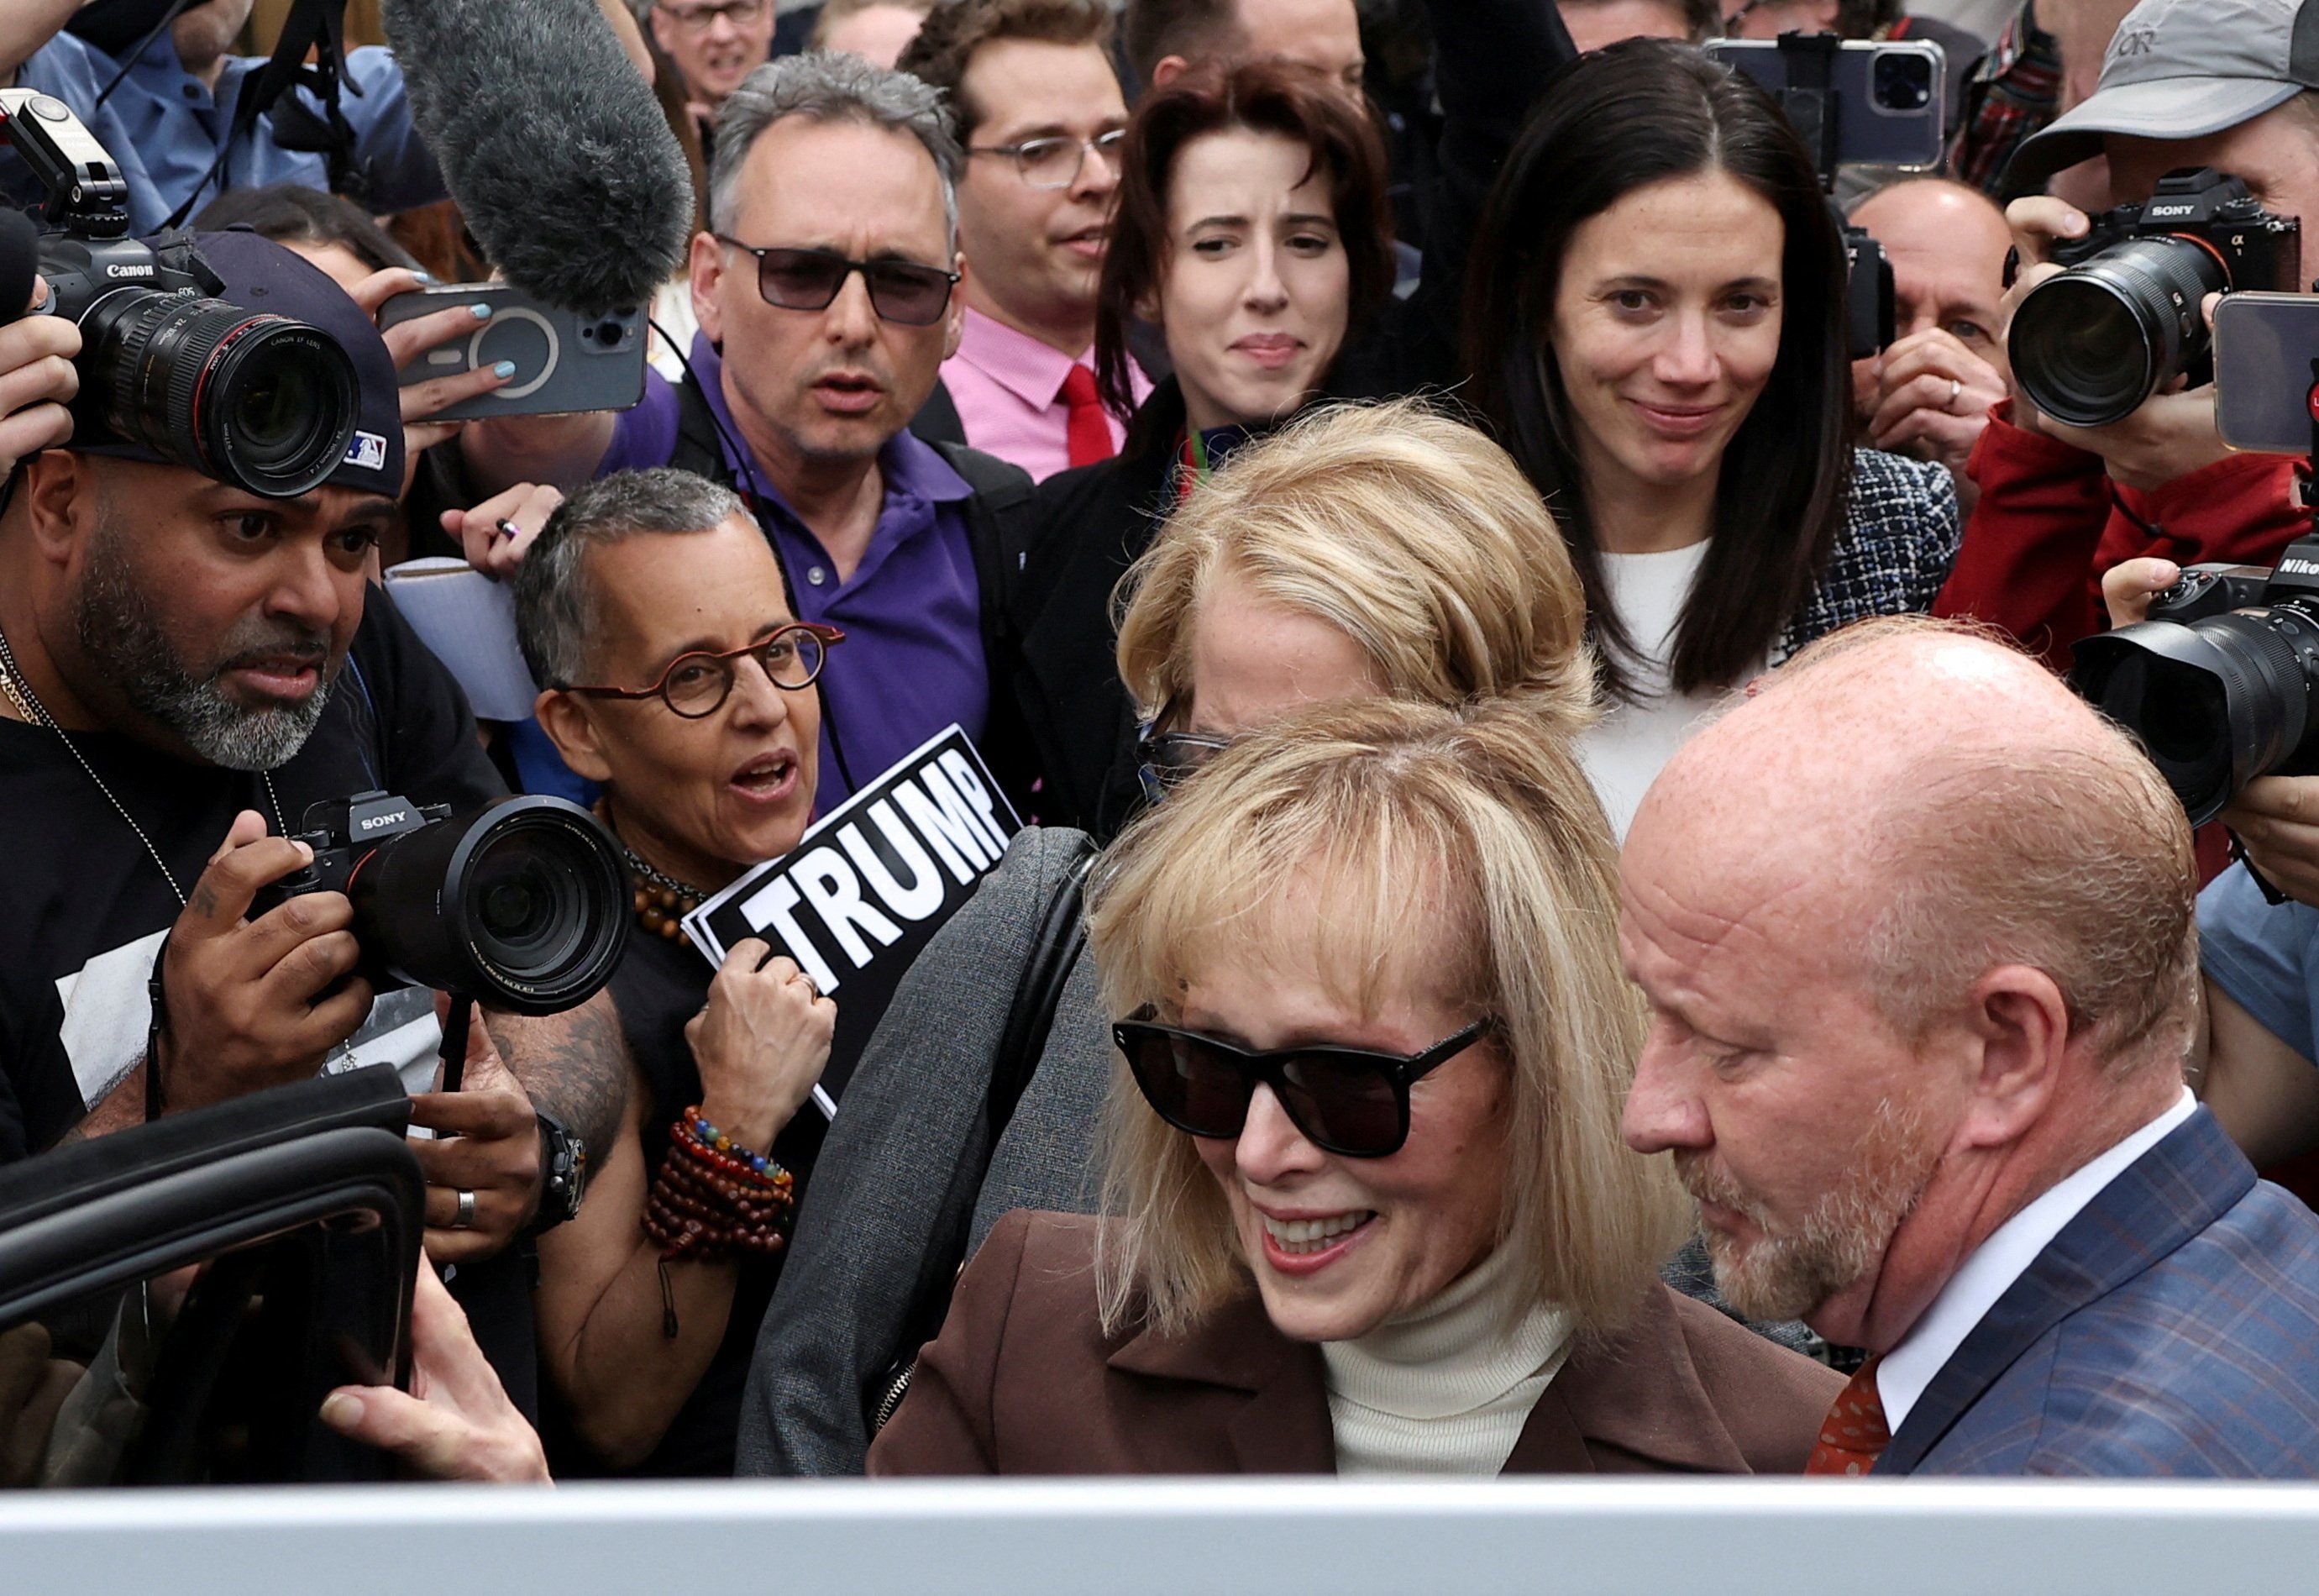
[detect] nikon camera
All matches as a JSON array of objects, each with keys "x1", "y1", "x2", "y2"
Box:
[
  {"x1": 251, "y1": 792, "x2": 629, "y2": 1016},
  {"x1": 2010, "y1": 167, "x2": 2300, "y2": 430},
  {"x1": 0, "y1": 88, "x2": 360, "y2": 496},
  {"x1": 2071, "y1": 534, "x2": 2319, "y2": 825}
]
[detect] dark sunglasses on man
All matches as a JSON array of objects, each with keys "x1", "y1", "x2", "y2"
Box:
[
  {"x1": 1113, "y1": 1008, "x2": 1496, "y2": 1158},
  {"x1": 716, "y1": 237, "x2": 960, "y2": 327},
  {"x1": 563, "y1": 621, "x2": 844, "y2": 718}
]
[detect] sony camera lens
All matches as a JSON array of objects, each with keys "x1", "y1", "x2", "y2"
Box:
[
  {"x1": 2009, "y1": 236, "x2": 2230, "y2": 428},
  {"x1": 83, "y1": 289, "x2": 360, "y2": 498},
  {"x1": 350, "y1": 796, "x2": 627, "y2": 1015},
  {"x1": 1871, "y1": 52, "x2": 1933, "y2": 112}
]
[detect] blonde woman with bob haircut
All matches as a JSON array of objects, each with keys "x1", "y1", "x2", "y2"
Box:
[
  {"x1": 869, "y1": 698, "x2": 1840, "y2": 1477},
  {"x1": 1029, "y1": 395, "x2": 1597, "y2": 837}
]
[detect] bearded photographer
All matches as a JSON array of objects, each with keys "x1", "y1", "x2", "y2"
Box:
[
  {"x1": 0, "y1": 231, "x2": 636, "y2": 1410},
  {"x1": 1933, "y1": 0, "x2": 2315, "y2": 665}
]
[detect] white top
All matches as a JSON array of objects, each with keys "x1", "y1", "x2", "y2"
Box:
[
  {"x1": 1876, "y1": 1088, "x2": 2200, "y2": 1433},
  {"x1": 1576, "y1": 540, "x2": 1764, "y2": 840},
  {"x1": 1320, "y1": 1245, "x2": 1573, "y2": 1478}
]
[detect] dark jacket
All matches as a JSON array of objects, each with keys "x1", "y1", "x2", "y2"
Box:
[
  {"x1": 994, "y1": 0, "x2": 1580, "y2": 839},
  {"x1": 869, "y1": 1210, "x2": 1844, "y2": 1476},
  {"x1": 1888, "y1": 1108, "x2": 2319, "y2": 1478}
]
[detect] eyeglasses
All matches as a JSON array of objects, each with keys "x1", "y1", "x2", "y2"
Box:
[
  {"x1": 654, "y1": 0, "x2": 767, "y2": 34},
  {"x1": 968, "y1": 129, "x2": 1129, "y2": 191},
  {"x1": 564, "y1": 622, "x2": 843, "y2": 718},
  {"x1": 1113, "y1": 1008, "x2": 1495, "y2": 1158},
  {"x1": 1134, "y1": 710, "x2": 1235, "y2": 805},
  {"x1": 716, "y1": 238, "x2": 960, "y2": 327}
]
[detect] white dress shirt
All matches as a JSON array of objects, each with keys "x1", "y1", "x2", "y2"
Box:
[{"x1": 1876, "y1": 1088, "x2": 2199, "y2": 1433}]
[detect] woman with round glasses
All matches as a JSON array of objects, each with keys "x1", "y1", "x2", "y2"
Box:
[
  {"x1": 511, "y1": 470, "x2": 839, "y2": 1477},
  {"x1": 868, "y1": 696, "x2": 1842, "y2": 1475}
]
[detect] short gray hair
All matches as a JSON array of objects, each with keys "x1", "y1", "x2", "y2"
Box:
[
  {"x1": 706, "y1": 51, "x2": 961, "y2": 246},
  {"x1": 514, "y1": 469, "x2": 748, "y2": 689}
]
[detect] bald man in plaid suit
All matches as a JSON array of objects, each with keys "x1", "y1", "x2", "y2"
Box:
[{"x1": 1619, "y1": 617, "x2": 2319, "y2": 1478}]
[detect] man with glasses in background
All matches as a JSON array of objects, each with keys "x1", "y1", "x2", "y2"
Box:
[
  {"x1": 643, "y1": 0, "x2": 777, "y2": 152},
  {"x1": 465, "y1": 53, "x2": 1040, "y2": 811},
  {"x1": 896, "y1": 0, "x2": 1148, "y2": 480}
]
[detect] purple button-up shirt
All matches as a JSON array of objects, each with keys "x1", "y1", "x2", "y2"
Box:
[
  {"x1": 941, "y1": 308, "x2": 1149, "y2": 482},
  {"x1": 601, "y1": 335, "x2": 988, "y2": 809}
]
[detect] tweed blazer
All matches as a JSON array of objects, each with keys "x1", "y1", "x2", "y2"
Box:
[
  {"x1": 1885, "y1": 1107, "x2": 2319, "y2": 1478},
  {"x1": 868, "y1": 1210, "x2": 1843, "y2": 1477}
]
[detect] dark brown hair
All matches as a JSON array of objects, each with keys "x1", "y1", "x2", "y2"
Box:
[
  {"x1": 1120, "y1": 0, "x2": 1239, "y2": 86},
  {"x1": 896, "y1": 0, "x2": 1116, "y2": 142},
  {"x1": 1464, "y1": 39, "x2": 1855, "y2": 702},
  {"x1": 1094, "y1": 58, "x2": 1393, "y2": 423}
]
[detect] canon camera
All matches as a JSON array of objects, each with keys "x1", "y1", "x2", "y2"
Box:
[
  {"x1": 2071, "y1": 534, "x2": 2319, "y2": 825},
  {"x1": 0, "y1": 88, "x2": 360, "y2": 496},
  {"x1": 2010, "y1": 167, "x2": 2301, "y2": 430},
  {"x1": 251, "y1": 792, "x2": 628, "y2": 1016}
]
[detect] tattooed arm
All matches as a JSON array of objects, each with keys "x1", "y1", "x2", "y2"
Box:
[{"x1": 481, "y1": 991, "x2": 631, "y2": 1171}]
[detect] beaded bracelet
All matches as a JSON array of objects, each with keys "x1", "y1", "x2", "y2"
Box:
[
  {"x1": 682, "y1": 1105, "x2": 785, "y2": 1182},
  {"x1": 641, "y1": 1107, "x2": 797, "y2": 1267}
]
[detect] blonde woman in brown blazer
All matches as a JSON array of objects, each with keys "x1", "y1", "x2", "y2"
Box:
[{"x1": 871, "y1": 699, "x2": 1843, "y2": 1477}]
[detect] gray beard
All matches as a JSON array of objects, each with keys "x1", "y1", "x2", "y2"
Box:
[{"x1": 72, "y1": 536, "x2": 334, "y2": 773}]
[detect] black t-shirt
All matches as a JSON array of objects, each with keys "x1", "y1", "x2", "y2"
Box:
[
  {"x1": 0, "y1": 585, "x2": 503, "y2": 1159},
  {"x1": 0, "y1": 586, "x2": 541, "y2": 1416},
  {"x1": 543, "y1": 922, "x2": 826, "y2": 1478}
]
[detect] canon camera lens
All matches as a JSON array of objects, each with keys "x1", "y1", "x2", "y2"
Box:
[
  {"x1": 349, "y1": 797, "x2": 627, "y2": 1015},
  {"x1": 82, "y1": 288, "x2": 359, "y2": 498},
  {"x1": 2008, "y1": 236, "x2": 2230, "y2": 429}
]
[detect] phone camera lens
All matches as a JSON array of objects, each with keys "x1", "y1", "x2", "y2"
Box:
[{"x1": 1873, "y1": 54, "x2": 1933, "y2": 111}]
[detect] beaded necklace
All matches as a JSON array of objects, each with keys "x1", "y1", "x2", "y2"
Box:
[{"x1": 593, "y1": 799, "x2": 708, "y2": 946}]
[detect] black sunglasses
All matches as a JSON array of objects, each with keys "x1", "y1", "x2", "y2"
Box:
[
  {"x1": 1113, "y1": 1008, "x2": 1494, "y2": 1158},
  {"x1": 716, "y1": 237, "x2": 959, "y2": 326}
]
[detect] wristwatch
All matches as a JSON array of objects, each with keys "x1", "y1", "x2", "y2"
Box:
[{"x1": 527, "y1": 1110, "x2": 590, "y2": 1236}]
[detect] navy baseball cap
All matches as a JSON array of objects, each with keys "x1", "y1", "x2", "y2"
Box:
[{"x1": 74, "y1": 229, "x2": 405, "y2": 499}]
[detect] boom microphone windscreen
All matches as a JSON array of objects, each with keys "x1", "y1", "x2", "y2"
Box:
[
  {"x1": 0, "y1": 208, "x2": 38, "y2": 323},
  {"x1": 382, "y1": 0, "x2": 694, "y2": 317}
]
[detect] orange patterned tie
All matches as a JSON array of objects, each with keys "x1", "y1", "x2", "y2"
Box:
[{"x1": 1803, "y1": 1357, "x2": 1889, "y2": 1476}]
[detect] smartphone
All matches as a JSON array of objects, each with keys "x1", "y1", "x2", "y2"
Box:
[
  {"x1": 2214, "y1": 291, "x2": 2319, "y2": 454},
  {"x1": 377, "y1": 281, "x2": 647, "y2": 420},
  {"x1": 1704, "y1": 37, "x2": 1947, "y2": 169}
]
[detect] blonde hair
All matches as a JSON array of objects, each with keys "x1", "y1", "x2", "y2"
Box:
[
  {"x1": 1115, "y1": 398, "x2": 1597, "y2": 734},
  {"x1": 1086, "y1": 696, "x2": 1692, "y2": 1341}
]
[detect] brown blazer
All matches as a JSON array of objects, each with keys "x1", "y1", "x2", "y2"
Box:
[{"x1": 868, "y1": 1210, "x2": 1844, "y2": 1476}]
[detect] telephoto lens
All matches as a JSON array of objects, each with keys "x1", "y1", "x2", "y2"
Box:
[
  {"x1": 2070, "y1": 542, "x2": 2319, "y2": 824},
  {"x1": 342, "y1": 795, "x2": 628, "y2": 1015},
  {"x1": 2007, "y1": 168, "x2": 2300, "y2": 431},
  {"x1": 80, "y1": 288, "x2": 360, "y2": 498},
  {"x1": 2008, "y1": 238, "x2": 2226, "y2": 429}
]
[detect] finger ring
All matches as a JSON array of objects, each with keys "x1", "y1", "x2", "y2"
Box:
[
  {"x1": 453, "y1": 1188, "x2": 477, "y2": 1230},
  {"x1": 793, "y1": 972, "x2": 819, "y2": 1000},
  {"x1": 1947, "y1": 376, "x2": 1964, "y2": 412}
]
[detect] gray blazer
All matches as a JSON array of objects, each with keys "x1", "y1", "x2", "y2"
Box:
[{"x1": 737, "y1": 827, "x2": 1109, "y2": 1478}]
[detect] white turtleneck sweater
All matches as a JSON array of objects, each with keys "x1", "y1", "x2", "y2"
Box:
[{"x1": 1319, "y1": 1246, "x2": 1573, "y2": 1477}]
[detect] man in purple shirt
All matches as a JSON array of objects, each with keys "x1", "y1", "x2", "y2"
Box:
[
  {"x1": 899, "y1": 0, "x2": 1149, "y2": 480},
  {"x1": 468, "y1": 53, "x2": 1039, "y2": 810}
]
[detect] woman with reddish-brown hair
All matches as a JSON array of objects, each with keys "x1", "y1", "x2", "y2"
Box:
[{"x1": 1002, "y1": 58, "x2": 1446, "y2": 843}]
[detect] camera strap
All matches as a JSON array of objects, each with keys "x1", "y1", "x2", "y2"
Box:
[
  {"x1": 1773, "y1": 31, "x2": 1844, "y2": 188},
  {"x1": 161, "y1": 0, "x2": 359, "y2": 230}
]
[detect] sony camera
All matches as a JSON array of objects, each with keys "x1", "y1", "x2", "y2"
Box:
[
  {"x1": 2010, "y1": 167, "x2": 2301, "y2": 430},
  {"x1": 0, "y1": 88, "x2": 360, "y2": 496},
  {"x1": 251, "y1": 792, "x2": 628, "y2": 1015},
  {"x1": 2070, "y1": 533, "x2": 2319, "y2": 824}
]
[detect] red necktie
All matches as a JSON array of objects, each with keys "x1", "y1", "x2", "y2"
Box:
[
  {"x1": 1060, "y1": 364, "x2": 1114, "y2": 469},
  {"x1": 1803, "y1": 1357, "x2": 1890, "y2": 1476}
]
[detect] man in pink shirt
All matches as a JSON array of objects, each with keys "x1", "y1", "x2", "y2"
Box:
[{"x1": 900, "y1": 0, "x2": 1149, "y2": 480}]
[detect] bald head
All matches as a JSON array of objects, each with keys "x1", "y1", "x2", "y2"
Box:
[{"x1": 1633, "y1": 617, "x2": 2197, "y2": 1067}]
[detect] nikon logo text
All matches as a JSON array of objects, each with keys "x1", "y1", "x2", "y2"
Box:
[
  {"x1": 358, "y1": 810, "x2": 411, "y2": 832},
  {"x1": 2280, "y1": 558, "x2": 2319, "y2": 577}
]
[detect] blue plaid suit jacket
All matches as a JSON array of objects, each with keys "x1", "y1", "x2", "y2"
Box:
[{"x1": 1881, "y1": 1108, "x2": 2319, "y2": 1478}]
